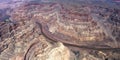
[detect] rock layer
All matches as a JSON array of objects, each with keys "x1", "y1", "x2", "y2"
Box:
[{"x1": 0, "y1": 0, "x2": 120, "y2": 60}]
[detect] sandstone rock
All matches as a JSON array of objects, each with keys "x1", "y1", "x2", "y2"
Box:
[
  {"x1": 0, "y1": 20, "x2": 76, "y2": 60},
  {"x1": 0, "y1": 0, "x2": 120, "y2": 60},
  {"x1": 46, "y1": 42, "x2": 76, "y2": 60}
]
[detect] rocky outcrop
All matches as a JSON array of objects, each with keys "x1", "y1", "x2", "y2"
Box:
[
  {"x1": 0, "y1": 0, "x2": 120, "y2": 60},
  {"x1": 0, "y1": 20, "x2": 76, "y2": 60}
]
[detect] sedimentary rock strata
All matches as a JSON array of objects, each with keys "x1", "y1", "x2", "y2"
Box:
[{"x1": 0, "y1": 0, "x2": 120, "y2": 60}]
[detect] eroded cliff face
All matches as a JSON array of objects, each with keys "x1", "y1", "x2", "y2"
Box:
[
  {"x1": 0, "y1": 20, "x2": 76, "y2": 60},
  {"x1": 0, "y1": 19, "x2": 107, "y2": 60},
  {"x1": 0, "y1": 0, "x2": 120, "y2": 60}
]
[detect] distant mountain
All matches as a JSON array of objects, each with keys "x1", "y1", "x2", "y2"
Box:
[
  {"x1": 0, "y1": 0, "x2": 10, "y2": 3},
  {"x1": 114, "y1": 0, "x2": 120, "y2": 2}
]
